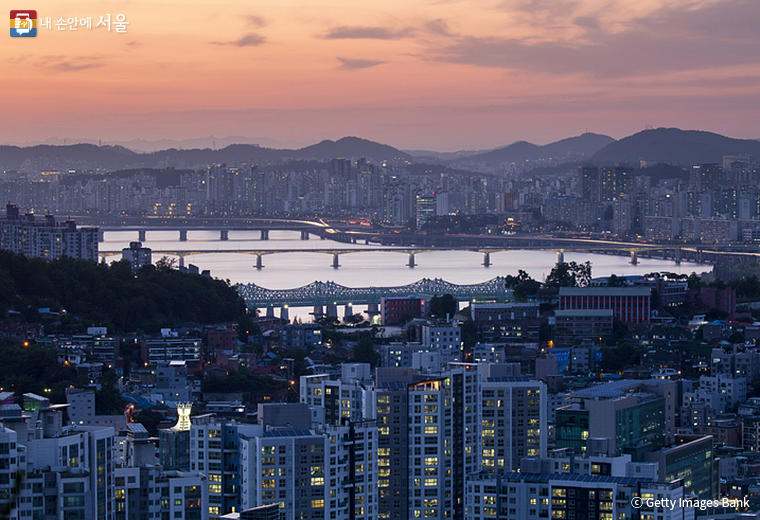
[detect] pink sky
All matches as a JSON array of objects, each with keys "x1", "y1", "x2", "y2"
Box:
[{"x1": 4, "y1": 0, "x2": 760, "y2": 150}]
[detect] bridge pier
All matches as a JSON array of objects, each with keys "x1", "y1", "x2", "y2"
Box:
[
  {"x1": 179, "y1": 256, "x2": 185, "y2": 269},
  {"x1": 408, "y1": 253, "x2": 416, "y2": 268},
  {"x1": 630, "y1": 251, "x2": 638, "y2": 265},
  {"x1": 260, "y1": 230, "x2": 269, "y2": 240},
  {"x1": 255, "y1": 255, "x2": 263, "y2": 270},
  {"x1": 674, "y1": 248, "x2": 681, "y2": 265},
  {"x1": 179, "y1": 230, "x2": 187, "y2": 242},
  {"x1": 482, "y1": 252, "x2": 491, "y2": 267},
  {"x1": 352, "y1": 236, "x2": 357, "y2": 244},
  {"x1": 280, "y1": 306, "x2": 289, "y2": 322},
  {"x1": 312, "y1": 306, "x2": 323, "y2": 318},
  {"x1": 332, "y1": 254, "x2": 340, "y2": 269},
  {"x1": 266, "y1": 307, "x2": 275, "y2": 318},
  {"x1": 301, "y1": 230, "x2": 310, "y2": 240},
  {"x1": 220, "y1": 230, "x2": 229, "y2": 241},
  {"x1": 344, "y1": 304, "x2": 354, "y2": 319},
  {"x1": 366, "y1": 303, "x2": 379, "y2": 317},
  {"x1": 138, "y1": 230, "x2": 146, "y2": 242},
  {"x1": 557, "y1": 251, "x2": 564, "y2": 264},
  {"x1": 326, "y1": 305, "x2": 338, "y2": 318}
]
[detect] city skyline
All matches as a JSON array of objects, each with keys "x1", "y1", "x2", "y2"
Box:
[{"x1": 4, "y1": 0, "x2": 760, "y2": 151}]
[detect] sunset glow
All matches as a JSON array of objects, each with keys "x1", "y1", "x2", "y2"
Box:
[{"x1": 4, "y1": 0, "x2": 760, "y2": 149}]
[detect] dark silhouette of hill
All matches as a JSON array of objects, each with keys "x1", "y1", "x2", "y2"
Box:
[
  {"x1": 451, "y1": 133, "x2": 615, "y2": 168},
  {"x1": 0, "y1": 143, "x2": 139, "y2": 170},
  {"x1": 0, "y1": 137, "x2": 411, "y2": 171},
  {"x1": 589, "y1": 128, "x2": 760, "y2": 165},
  {"x1": 293, "y1": 137, "x2": 411, "y2": 160}
]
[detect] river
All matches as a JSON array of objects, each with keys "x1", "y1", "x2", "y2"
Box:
[{"x1": 102, "y1": 230, "x2": 704, "y2": 322}]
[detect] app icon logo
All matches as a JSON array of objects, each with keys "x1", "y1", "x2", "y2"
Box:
[{"x1": 10, "y1": 10, "x2": 37, "y2": 37}]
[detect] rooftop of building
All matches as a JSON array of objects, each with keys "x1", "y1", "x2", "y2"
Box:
[
  {"x1": 568, "y1": 379, "x2": 647, "y2": 399},
  {"x1": 559, "y1": 287, "x2": 652, "y2": 297},
  {"x1": 468, "y1": 471, "x2": 654, "y2": 486}
]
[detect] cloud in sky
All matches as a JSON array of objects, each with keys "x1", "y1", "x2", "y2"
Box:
[
  {"x1": 425, "y1": 0, "x2": 760, "y2": 77},
  {"x1": 337, "y1": 57, "x2": 387, "y2": 70},
  {"x1": 213, "y1": 33, "x2": 267, "y2": 47},
  {"x1": 424, "y1": 19, "x2": 456, "y2": 37},
  {"x1": 320, "y1": 25, "x2": 415, "y2": 40},
  {"x1": 246, "y1": 15, "x2": 267, "y2": 28},
  {"x1": 6, "y1": 0, "x2": 760, "y2": 149},
  {"x1": 37, "y1": 56, "x2": 105, "y2": 73}
]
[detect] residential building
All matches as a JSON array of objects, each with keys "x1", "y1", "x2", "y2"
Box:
[
  {"x1": 465, "y1": 472, "x2": 688, "y2": 520},
  {"x1": 555, "y1": 379, "x2": 676, "y2": 455},
  {"x1": 421, "y1": 323, "x2": 461, "y2": 349},
  {"x1": 643, "y1": 434, "x2": 718, "y2": 500},
  {"x1": 0, "y1": 203, "x2": 99, "y2": 261},
  {"x1": 300, "y1": 365, "x2": 376, "y2": 427},
  {"x1": 0, "y1": 396, "x2": 116, "y2": 520},
  {"x1": 553, "y1": 309, "x2": 613, "y2": 347},
  {"x1": 381, "y1": 298, "x2": 425, "y2": 326},
  {"x1": 237, "y1": 403, "x2": 377, "y2": 520},
  {"x1": 558, "y1": 287, "x2": 651, "y2": 324},
  {"x1": 121, "y1": 241, "x2": 152, "y2": 270},
  {"x1": 141, "y1": 335, "x2": 203, "y2": 365},
  {"x1": 115, "y1": 422, "x2": 208, "y2": 520}
]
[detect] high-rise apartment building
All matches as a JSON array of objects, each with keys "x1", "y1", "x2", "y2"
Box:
[
  {"x1": 238, "y1": 419, "x2": 377, "y2": 520},
  {"x1": 415, "y1": 191, "x2": 436, "y2": 231},
  {"x1": 121, "y1": 241, "x2": 152, "y2": 271},
  {"x1": 373, "y1": 363, "x2": 547, "y2": 520},
  {"x1": 116, "y1": 422, "x2": 207, "y2": 520},
  {"x1": 0, "y1": 394, "x2": 115, "y2": 520},
  {"x1": 0, "y1": 203, "x2": 99, "y2": 261},
  {"x1": 578, "y1": 166, "x2": 600, "y2": 202},
  {"x1": 599, "y1": 166, "x2": 634, "y2": 202}
]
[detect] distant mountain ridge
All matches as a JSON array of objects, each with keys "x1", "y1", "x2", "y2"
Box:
[
  {"x1": 1, "y1": 129, "x2": 758, "y2": 172},
  {"x1": 450, "y1": 133, "x2": 616, "y2": 169},
  {"x1": 588, "y1": 128, "x2": 760, "y2": 165},
  {"x1": 4, "y1": 136, "x2": 317, "y2": 152},
  {"x1": 0, "y1": 137, "x2": 411, "y2": 171}
]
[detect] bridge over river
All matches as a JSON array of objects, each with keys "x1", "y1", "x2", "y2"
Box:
[{"x1": 237, "y1": 277, "x2": 513, "y2": 315}]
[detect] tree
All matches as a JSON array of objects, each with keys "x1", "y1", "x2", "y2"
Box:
[
  {"x1": 601, "y1": 342, "x2": 640, "y2": 372},
  {"x1": 607, "y1": 274, "x2": 624, "y2": 287},
  {"x1": 505, "y1": 271, "x2": 540, "y2": 302},
  {"x1": 95, "y1": 369, "x2": 125, "y2": 415},
  {"x1": 705, "y1": 308, "x2": 729, "y2": 321},
  {"x1": 514, "y1": 279, "x2": 541, "y2": 302},
  {"x1": 545, "y1": 261, "x2": 592, "y2": 288},
  {"x1": 353, "y1": 337, "x2": 378, "y2": 367},
  {"x1": 155, "y1": 256, "x2": 177, "y2": 271},
  {"x1": 344, "y1": 313, "x2": 366, "y2": 327},
  {"x1": 687, "y1": 272, "x2": 704, "y2": 290},
  {"x1": 505, "y1": 270, "x2": 533, "y2": 288},
  {"x1": 429, "y1": 294, "x2": 457, "y2": 318}
]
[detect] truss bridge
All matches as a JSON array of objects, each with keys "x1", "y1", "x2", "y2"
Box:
[{"x1": 238, "y1": 277, "x2": 513, "y2": 309}]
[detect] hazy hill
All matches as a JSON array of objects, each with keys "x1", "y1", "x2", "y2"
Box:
[
  {"x1": 451, "y1": 133, "x2": 615, "y2": 168},
  {"x1": 404, "y1": 149, "x2": 492, "y2": 162},
  {"x1": 293, "y1": 136, "x2": 411, "y2": 161},
  {"x1": 3, "y1": 136, "x2": 316, "y2": 152},
  {"x1": 0, "y1": 137, "x2": 411, "y2": 171},
  {"x1": 589, "y1": 128, "x2": 760, "y2": 165},
  {"x1": 0, "y1": 143, "x2": 139, "y2": 171}
]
